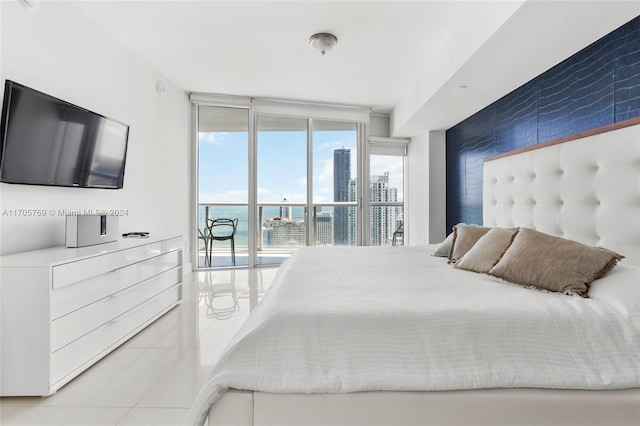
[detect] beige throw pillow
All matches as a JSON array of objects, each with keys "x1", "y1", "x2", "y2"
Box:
[
  {"x1": 455, "y1": 227, "x2": 518, "y2": 273},
  {"x1": 448, "y1": 224, "x2": 491, "y2": 264},
  {"x1": 488, "y1": 227, "x2": 624, "y2": 297}
]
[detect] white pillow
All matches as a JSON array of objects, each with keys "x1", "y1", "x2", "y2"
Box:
[
  {"x1": 432, "y1": 232, "x2": 454, "y2": 257},
  {"x1": 454, "y1": 227, "x2": 517, "y2": 273}
]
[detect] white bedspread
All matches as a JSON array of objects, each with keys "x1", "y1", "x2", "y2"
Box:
[{"x1": 185, "y1": 246, "x2": 640, "y2": 426}]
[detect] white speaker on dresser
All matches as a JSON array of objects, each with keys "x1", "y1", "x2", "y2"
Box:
[{"x1": 65, "y1": 214, "x2": 119, "y2": 248}]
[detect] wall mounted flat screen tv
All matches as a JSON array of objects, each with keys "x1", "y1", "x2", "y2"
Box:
[{"x1": 0, "y1": 80, "x2": 129, "y2": 189}]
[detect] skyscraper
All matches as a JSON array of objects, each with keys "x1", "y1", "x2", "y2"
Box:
[
  {"x1": 370, "y1": 172, "x2": 400, "y2": 246},
  {"x1": 333, "y1": 148, "x2": 350, "y2": 245},
  {"x1": 263, "y1": 218, "x2": 306, "y2": 247},
  {"x1": 315, "y1": 211, "x2": 334, "y2": 246},
  {"x1": 279, "y1": 198, "x2": 292, "y2": 220},
  {"x1": 348, "y1": 178, "x2": 357, "y2": 246}
]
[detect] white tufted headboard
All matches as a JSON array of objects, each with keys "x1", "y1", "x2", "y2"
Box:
[{"x1": 483, "y1": 121, "x2": 640, "y2": 266}]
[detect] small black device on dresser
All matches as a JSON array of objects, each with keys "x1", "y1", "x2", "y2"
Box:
[{"x1": 122, "y1": 232, "x2": 149, "y2": 238}]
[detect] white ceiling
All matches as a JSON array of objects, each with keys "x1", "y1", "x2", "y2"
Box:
[{"x1": 68, "y1": 0, "x2": 640, "y2": 136}]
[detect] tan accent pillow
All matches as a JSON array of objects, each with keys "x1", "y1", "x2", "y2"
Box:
[
  {"x1": 488, "y1": 227, "x2": 624, "y2": 297},
  {"x1": 455, "y1": 227, "x2": 518, "y2": 273},
  {"x1": 432, "y1": 233, "x2": 454, "y2": 257},
  {"x1": 448, "y1": 224, "x2": 491, "y2": 264}
]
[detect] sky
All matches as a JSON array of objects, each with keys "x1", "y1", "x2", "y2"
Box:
[{"x1": 198, "y1": 129, "x2": 403, "y2": 205}]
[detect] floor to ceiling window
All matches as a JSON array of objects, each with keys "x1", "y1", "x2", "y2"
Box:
[
  {"x1": 256, "y1": 115, "x2": 308, "y2": 265},
  {"x1": 197, "y1": 106, "x2": 249, "y2": 268},
  {"x1": 367, "y1": 136, "x2": 409, "y2": 246},
  {"x1": 311, "y1": 120, "x2": 358, "y2": 247},
  {"x1": 369, "y1": 155, "x2": 404, "y2": 246},
  {"x1": 193, "y1": 96, "x2": 403, "y2": 269}
]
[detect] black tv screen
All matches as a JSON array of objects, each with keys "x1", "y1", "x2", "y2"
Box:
[{"x1": 0, "y1": 80, "x2": 129, "y2": 189}]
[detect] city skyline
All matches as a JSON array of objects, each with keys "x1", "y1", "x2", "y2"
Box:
[
  {"x1": 198, "y1": 130, "x2": 403, "y2": 205},
  {"x1": 198, "y1": 128, "x2": 404, "y2": 249},
  {"x1": 258, "y1": 167, "x2": 402, "y2": 248}
]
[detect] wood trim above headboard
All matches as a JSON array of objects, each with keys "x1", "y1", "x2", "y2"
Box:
[{"x1": 485, "y1": 116, "x2": 640, "y2": 162}]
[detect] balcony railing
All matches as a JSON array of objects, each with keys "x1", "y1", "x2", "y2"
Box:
[{"x1": 198, "y1": 201, "x2": 402, "y2": 268}]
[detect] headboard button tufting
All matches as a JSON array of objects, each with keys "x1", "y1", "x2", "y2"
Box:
[{"x1": 483, "y1": 122, "x2": 640, "y2": 266}]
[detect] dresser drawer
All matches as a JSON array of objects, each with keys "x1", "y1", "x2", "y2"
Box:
[
  {"x1": 51, "y1": 250, "x2": 181, "y2": 319},
  {"x1": 51, "y1": 267, "x2": 182, "y2": 351},
  {"x1": 52, "y1": 238, "x2": 182, "y2": 289},
  {"x1": 51, "y1": 285, "x2": 181, "y2": 385}
]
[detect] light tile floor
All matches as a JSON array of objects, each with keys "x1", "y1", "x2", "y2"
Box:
[{"x1": 0, "y1": 268, "x2": 279, "y2": 426}]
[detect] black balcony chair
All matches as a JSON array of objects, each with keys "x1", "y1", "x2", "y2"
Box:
[
  {"x1": 198, "y1": 225, "x2": 213, "y2": 267},
  {"x1": 209, "y1": 218, "x2": 238, "y2": 266},
  {"x1": 392, "y1": 222, "x2": 404, "y2": 246}
]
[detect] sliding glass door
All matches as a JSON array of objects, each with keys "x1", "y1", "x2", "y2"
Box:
[
  {"x1": 197, "y1": 106, "x2": 249, "y2": 268},
  {"x1": 311, "y1": 120, "x2": 358, "y2": 246},
  {"x1": 369, "y1": 155, "x2": 404, "y2": 246},
  {"x1": 195, "y1": 102, "x2": 382, "y2": 269},
  {"x1": 256, "y1": 115, "x2": 308, "y2": 265}
]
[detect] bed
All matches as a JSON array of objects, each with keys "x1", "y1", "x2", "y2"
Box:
[{"x1": 185, "y1": 119, "x2": 640, "y2": 426}]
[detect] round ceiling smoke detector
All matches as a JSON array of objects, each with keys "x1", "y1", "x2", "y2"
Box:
[{"x1": 309, "y1": 33, "x2": 338, "y2": 56}]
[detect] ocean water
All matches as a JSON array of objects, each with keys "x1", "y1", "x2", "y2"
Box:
[{"x1": 198, "y1": 205, "x2": 306, "y2": 248}]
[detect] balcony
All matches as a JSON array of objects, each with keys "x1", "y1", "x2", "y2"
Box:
[{"x1": 198, "y1": 201, "x2": 402, "y2": 268}]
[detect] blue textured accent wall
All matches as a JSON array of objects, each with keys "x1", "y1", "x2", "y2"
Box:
[{"x1": 445, "y1": 16, "x2": 640, "y2": 232}]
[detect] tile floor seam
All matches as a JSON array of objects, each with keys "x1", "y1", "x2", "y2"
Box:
[{"x1": 114, "y1": 405, "x2": 136, "y2": 425}]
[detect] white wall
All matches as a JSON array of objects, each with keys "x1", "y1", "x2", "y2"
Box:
[
  {"x1": 370, "y1": 113, "x2": 391, "y2": 138},
  {"x1": 428, "y1": 131, "x2": 446, "y2": 243},
  {"x1": 0, "y1": 1, "x2": 191, "y2": 263},
  {"x1": 406, "y1": 131, "x2": 446, "y2": 245},
  {"x1": 406, "y1": 133, "x2": 428, "y2": 244}
]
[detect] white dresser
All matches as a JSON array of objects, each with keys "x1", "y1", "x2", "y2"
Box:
[{"x1": 0, "y1": 235, "x2": 183, "y2": 396}]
